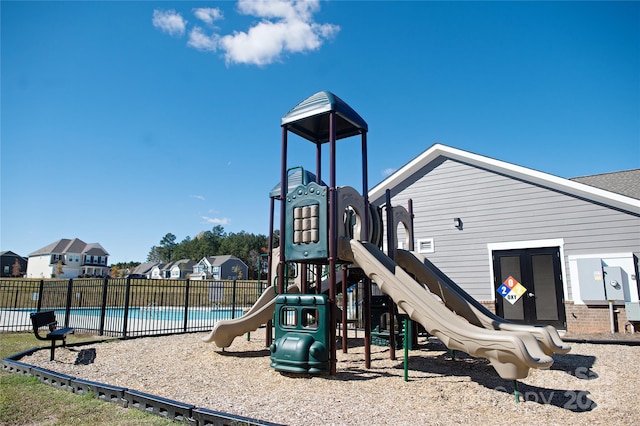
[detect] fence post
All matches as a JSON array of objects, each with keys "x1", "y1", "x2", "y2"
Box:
[
  {"x1": 65, "y1": 279, "x2": 73, "y2": 328},
  {"x1": 183, "y1": 279, "x2": 190, "y2": 332},
  {"x1": 231, "y1": 280, "x2": 237, "y2": 319},
  {"x1": 99, "y1": 276, "x2": 109, "y2": 336},
  {"x1": 13, "y1": 288, "x2": 19, "y2": 309},
  {"x1": 123, "y1": 276, "x2": 131, "y2": 337},
  {"x1": 37, "y1": 279, "x2": 44, "y2": 311}
]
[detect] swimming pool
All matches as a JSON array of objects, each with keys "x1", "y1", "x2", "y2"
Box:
[{"x1": 7, "y1": 307, "x2": 246, "y2": 322}]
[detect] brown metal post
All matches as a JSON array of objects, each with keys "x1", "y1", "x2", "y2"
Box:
[
  {"x1": 342, "y1": 264, "x2": 348, "y2": 353},
  {"x1": 266, "y1": 196, "x2": 276, "y2": 346},
  {"x1": 315, "y1": 142, "x2": 322, "y2": 295},
  {"x1": 361, "y1": 132, "x2": 370, "y2": 243},
  {"x1": 408, "y1": 198, "x2": 415, "y2": 251},
  {"x1": 316, "y1": 141, "x2": 322, "y2": 183},
  {"x1": 301, "y1": 263, "x2": 308, "y2": 293},
  {"x1": 408, "y1": 198, "x2": 418, "y2": 346},
  {"x1": 364, "y1": 276, "x2": 372, "y2": 369},
  {"x1": 316, "y1": 265, "x2": 322, "y2": 294},
  {"x1": 278, "y1": 126, "x2": 288, "y2": 295},
  {"x1": 328, "y1": 111, "x2": 337, "y2": 375},
  {"x1": 385, "y1": 189, "x2": 396, "y2": 360}
]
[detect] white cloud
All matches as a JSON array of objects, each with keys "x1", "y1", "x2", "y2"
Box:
[
  {"x1": 202, "y1": 216, "x2": 230, "y2": 225},
  {"x1": 188, "y1": 27, "x2": 218, "y2": 52},
  {"x1": 153, "y1": 1, "x2": 339, "y2": 66},
  {"x1": 152, "y1": 9, "x2": 187, "y2": 37},
  {"x1": 382, "y1": 168, "x2": 396, "y2": 177},
  {"x1": 220, "y1": 0, "x2": 339, "y2": 65},
  {"x1": 190, "y1": 194, "x2": 206, "y2": 201},
  {"x1": 193, "y1": 7, "x2": 223, "y2": 25}
]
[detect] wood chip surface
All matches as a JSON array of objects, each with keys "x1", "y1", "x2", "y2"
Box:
[{"x1": 21, "y1": 329, "x2": 639, "y2": 425}]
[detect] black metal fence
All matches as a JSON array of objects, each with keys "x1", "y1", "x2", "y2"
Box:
[{"x1": 0, "y1": 277, "x2": 266, "y2": 337}]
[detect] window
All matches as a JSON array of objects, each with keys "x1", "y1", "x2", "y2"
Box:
[
  {"x1": 301, "y1": 308, "x2": 319, "y2": 329},
  {"x1": 417, "y1": 238, "x2": 435, "y2": 254},
  {"x1": 281, "y1": 307, "x2": 297, "y2": 328}
]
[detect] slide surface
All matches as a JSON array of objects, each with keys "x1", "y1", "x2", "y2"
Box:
[
  {"x1": 394, "y1": 249, "x2": 570, "y2": 356},
  {"x1": 202, "y1": 284, "x2": 299, "y2": 348},
  {"x1": 338, "y1": 238, "x2": 554, "y2": 380}
]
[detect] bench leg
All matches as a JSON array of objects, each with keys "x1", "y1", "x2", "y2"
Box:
[{"x1": 50, "y1": 341, "x2": 55, "y2": 361}]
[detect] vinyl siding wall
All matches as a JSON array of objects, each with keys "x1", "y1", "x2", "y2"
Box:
[{"x1": 372, "y1": 157, "x2": 640, "y2": 302}]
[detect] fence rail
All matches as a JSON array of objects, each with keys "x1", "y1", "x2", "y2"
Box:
[{"x1": 0, "y1": 277, "x2": 266, "y2": 338}]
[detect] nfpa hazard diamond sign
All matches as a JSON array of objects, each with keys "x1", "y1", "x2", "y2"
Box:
[{"x1": 496, "y1": 276, "x2": 527, "y2": 305}]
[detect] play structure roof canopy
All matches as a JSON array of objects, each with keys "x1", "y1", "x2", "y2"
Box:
[
  {"x1": 281, "y1": 91, "x2": 368, "y2": 143},
  {"x1": 270, "y1": 169, "x2": 327, "y2": 198}
]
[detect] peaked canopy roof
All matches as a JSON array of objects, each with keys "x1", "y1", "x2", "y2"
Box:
[
  {"x1": 270, "y1": 169, "x2": 327, "y2": 198},
  {"x1": 281, "y1": 91, "x2": 368, "y2": 143}
]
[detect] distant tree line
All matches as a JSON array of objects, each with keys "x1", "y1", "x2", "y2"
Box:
[
  {"x1": 146, "y1": 225, "x2": 278, "y2": 280},
  {"x1": 109, "y1": 261, "x2": 141, "y2": 278}
]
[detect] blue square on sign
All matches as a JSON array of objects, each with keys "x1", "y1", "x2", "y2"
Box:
[{"x1": 497, "y1": 284, "x2": 511, "y2": 297}]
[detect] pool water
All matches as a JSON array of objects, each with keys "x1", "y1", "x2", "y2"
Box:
[{"x1": 51, "y1": 307, "x2": 245, "y2": 322}]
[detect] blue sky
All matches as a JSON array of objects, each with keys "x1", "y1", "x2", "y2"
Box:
[{"x1": 2, "y1": 1, "x2": 638, "y2": 264}]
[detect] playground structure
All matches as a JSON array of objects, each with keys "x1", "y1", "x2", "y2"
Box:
[{"x1": 204, "y1": 91, "x2": 570, "y2": 380}]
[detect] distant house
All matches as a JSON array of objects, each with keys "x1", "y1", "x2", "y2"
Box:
[
  {"x1": 26, "y1": 238, "x2": 109, "y2": 278},
  {"x1": 131, "y1": 262, "x2": 159, "y2": 278},
  {"x1": 369, "y1": 143, "x2": 640, "y2": 333},
  {"x1": 149, "y1": 259, "x2": 195, "y2": 279},
  {"x1": 170, "y1": 259, "x2": 196, "y2": 279},
  {"x1": 1, "y1": 251, "x2": 28, "y2": 277},
  {"x1": 192, "y1": 255, "x2": 248, "y2": 280},
  {"x1": 150, "y1": 263, "x2": 167, "y2": 279}
]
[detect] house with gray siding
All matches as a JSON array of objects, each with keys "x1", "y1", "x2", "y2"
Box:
[
  {"x1": 192, "y1": 255, "x2": 248, "y2": 280},
  {"x1": 369, "y1": 144, "x2": 640, "y2": 333}
]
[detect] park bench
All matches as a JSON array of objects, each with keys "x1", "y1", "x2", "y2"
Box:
[{"x1": 30, "y1": 310, "x2": 74, "y2": 361}]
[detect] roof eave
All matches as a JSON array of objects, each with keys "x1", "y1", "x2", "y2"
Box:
[{"x1": 369, "y1": 143, "x2": 640, "y2": 215}]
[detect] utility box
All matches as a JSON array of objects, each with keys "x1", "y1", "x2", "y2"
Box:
[
  {"x1": 625, "y1": 302, "x2": 640, "y2": 321},
  {"x1": 603, "y1": 266, "x2": 627, "y2": 302},
  {"x1": 576, "y1": 258, "x2": 606, "y2": 301}
]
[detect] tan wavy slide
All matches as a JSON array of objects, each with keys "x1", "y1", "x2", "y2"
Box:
[
  {"x1": 394, "y1": 249, "x2": 570, "y2": 356},
  {"x1": 202, "y1": 284, "x2": 299, "y2": 348},
  {"x1": 338, "y1": 238, "x2": 555, "y2": 380}
]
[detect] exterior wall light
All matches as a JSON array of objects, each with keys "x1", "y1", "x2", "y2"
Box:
[{"x1": 454, "y1": 217, "x2": 463, "y2": 230}]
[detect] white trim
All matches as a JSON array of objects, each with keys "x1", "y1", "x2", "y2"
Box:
[
  {"x1": 486, "y1": 239, "x2": 568, "y2": 303},
  {"x1": 567, "y1": 252, "x2": 634, "y2": 260},
  {"x1": 369, "y1": 144, "x2": 640, "y2": 214}
]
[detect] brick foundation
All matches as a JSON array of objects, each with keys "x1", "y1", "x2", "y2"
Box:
[
  {"x1": 564, "y1": 301, "x2": 637, "y2": 334},
  {"x1": 478, "y1": 301, "x2": 496, "y2": 314},
  {"x1": 478, "y1": 300, "x2": 639, "y2": 334}
]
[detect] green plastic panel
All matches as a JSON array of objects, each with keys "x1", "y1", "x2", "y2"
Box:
[
  {"x1": 270, "y1": 294, "x2": 330, "y2": 374},
  {"x1": 284, "y1": 182, "x2": 328, "y2": 263}
]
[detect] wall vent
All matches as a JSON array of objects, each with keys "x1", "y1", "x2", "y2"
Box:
[{"x1": 417, "y1": 238, "x2": 435, "y2": 254}]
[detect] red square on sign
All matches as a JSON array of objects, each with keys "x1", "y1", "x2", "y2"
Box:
[{"x1": 503, "y1": 276, "x2": 519, "y2": 289}]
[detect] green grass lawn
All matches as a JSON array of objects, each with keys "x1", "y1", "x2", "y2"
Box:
[{"x1": 0, "y1": 333, "x2": 179, "y2": 426}]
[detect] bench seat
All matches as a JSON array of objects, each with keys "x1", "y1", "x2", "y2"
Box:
[{"x1": 30, "y1": 310, "x2": 74, "y2": 361}]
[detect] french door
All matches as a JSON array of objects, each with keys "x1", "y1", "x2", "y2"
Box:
[{"x1": 493, "y1": 247, "x2": 566, "y2": 329}]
